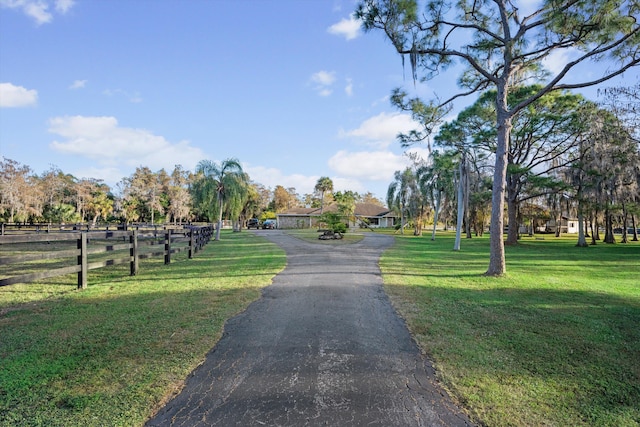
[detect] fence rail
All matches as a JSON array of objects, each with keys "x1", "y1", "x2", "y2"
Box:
[{"x1": 0, "y1": 225, "x2": 214, "y2": 289}]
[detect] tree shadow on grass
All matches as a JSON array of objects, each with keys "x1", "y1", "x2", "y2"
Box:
[{"x1": 385, "y1": 282, "x2": 640, "y2": 425}]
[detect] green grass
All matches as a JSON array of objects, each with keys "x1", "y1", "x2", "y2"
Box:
[
  {"x1": 0, "y1": 230, "x2": 286, "y2": 427},
  {"x1": 380, "y1": 232, "x2": 640, "y2": 426},
  {"x1": 2, "y1": 229, "x2": 639, "y2": 426},
  {"x1": 284, "y1": 228, "x2": 366, "y2": 244}
]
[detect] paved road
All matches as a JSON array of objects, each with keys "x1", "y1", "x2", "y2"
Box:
[{"x1": 146, "y1": 231, "x2": 474, "y2": 426}]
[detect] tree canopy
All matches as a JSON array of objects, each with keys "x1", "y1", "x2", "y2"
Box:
[{"x1": 357, "y1": 0, "x2": 640, "y2": 275}]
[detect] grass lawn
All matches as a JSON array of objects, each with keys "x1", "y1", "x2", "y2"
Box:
[
  {"x1": 380, "y1": 231, "x2": 640, "y2": 426},
  {"x1": 0, "y1": 230, "x2": 286, "y2": 427},
  {"x1": 2, "y1": 228, "x2": 638, "y2": 426},
  {"x1": 284, "y1": 228, "x2": 366, "y2": 244}
]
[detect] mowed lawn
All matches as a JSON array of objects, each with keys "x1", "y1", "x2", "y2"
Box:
[
  {"x1": 1, "y1": 228, "x2": 638, "y2": 426},
  {"x1": 0, "y1": 231, "x2": 286, "y2": 427},
  {"x1": 380, "y1": 231, "x2": 640, "y2": 426}
]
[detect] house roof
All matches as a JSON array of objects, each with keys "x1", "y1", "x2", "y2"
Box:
[
  {"x1": 279, "y1": 207, "x2": 321, "y2": 215},
  {"x1": 353, "y1": 203, "x2": 393, "y2": 218},
  {"x1": 277, "y1": 203, "x2": 394, "y2": 218}
]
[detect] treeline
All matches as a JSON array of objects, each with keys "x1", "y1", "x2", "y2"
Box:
[
  {"x1": 0, "y1": 158, "x2": 383, "y2": 227},
  {"x1": 387, "y1": 85, "x2": 640, "y2": 245}
]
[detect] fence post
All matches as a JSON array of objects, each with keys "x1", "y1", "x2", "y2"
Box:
[
  {"x1": 130, "y1": 230, "x2": 138, "y2": 276},
  {"x1": 188, "y1": 229, "x2": 194, "y2": 259},
  {"x1": 77, "y1": 232, "x2": 87, "y2": 289},
  {"x1": 164, "y1": 230, "x2": 171, "y2": 265}
]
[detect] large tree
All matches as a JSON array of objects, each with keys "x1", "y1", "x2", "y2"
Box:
[
  {"x1": 167, "y1": 165, "x2": 193, "y2": 224},
  {"x1": 0, "y1": 158, "x2": 40, "y2": 223},
  {"x1": 193, "y1": 158, "x2": 247, "y2": 241},
  {"x1": 418, "y1": 151, "x2": 457, "y2": 240},
  {"x1": 357, "y1": 0, "x2": 639, "y2": 275},
  {"x1": 387, "y1": 167, "x2": 425, "y2": 235},
  {"x1": 437, "y1": 87, "x2": 587, "y2": 244}
]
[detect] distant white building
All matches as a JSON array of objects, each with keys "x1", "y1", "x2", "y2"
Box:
[{"x1": 544, "y1": 216, "x2": 579, "y2": 234}]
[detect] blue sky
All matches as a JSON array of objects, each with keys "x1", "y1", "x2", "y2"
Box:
[{"x1": 1, "y1": 0, "x2": 637, "y2": 201}]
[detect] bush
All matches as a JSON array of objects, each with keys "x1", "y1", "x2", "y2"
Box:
[
  {"x1": 333, "y1": 222, "x2": 347, "y2": 234},
  {"x1": 318, "y1": 212, "x2": 348, "y2": 234}
]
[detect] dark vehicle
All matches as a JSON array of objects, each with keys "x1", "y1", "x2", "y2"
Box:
[
  {"x1": 262, "y1": 220, "x2": 276, "y2": 229},
  {"x1": 247, "y1": 218, "x2": 260, "y2": 229}
]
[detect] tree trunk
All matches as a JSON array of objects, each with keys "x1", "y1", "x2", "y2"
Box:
[
  {"x1": 576, "y1": 193, "x2": 587, "y2": 247},
  {"x1": 631, "y1": 214, "x2": 638, "y2": 241},
  {"x1": 584, "y1": 217, "x2": 590, "y2": 238},
  {"x1": 621, "y1": 206, "x2": 628, "y2": 243},
  {"x1": 431, "y1": 192, "x2": 441, "y2": 241},
  {"x1": 506, "y1": 194, "x2": 518, "y2": 245},
  {"x1": 576, "y1": 210, "x2": 587, "y2": 247},
  {"x1": 464, "y1": 162, "x2": 471, "y2": 239},
  {"x1": 454, "y1": 159, "x2": 464, "y2": 251},
  {"x1": 603, "y1": 207, "x2": 616, "y2": 244},
  {"x1": 215, "y1": 192, "x2": 223, "y2": 241},
  {"x1": 486, "y1": 90, "x2": 510, "y2": 276}
]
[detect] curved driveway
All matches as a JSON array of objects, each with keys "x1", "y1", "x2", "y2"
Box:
[{"x1": 146, "y1": 230, "x2": 473, "y2": 426}]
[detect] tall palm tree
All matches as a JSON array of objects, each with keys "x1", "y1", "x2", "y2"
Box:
[
  {"x1": 314, "y1": 176, "x2": 333, "y2": 213},
  {"x1": 194, "y1": 158, "x2": 246, "y2": 241}
]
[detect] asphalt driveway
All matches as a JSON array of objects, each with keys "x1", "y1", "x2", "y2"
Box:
[{"x1": 146, "y1": 230, "x2": 474, "y2": 426}]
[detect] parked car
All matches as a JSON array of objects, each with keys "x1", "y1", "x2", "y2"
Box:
[
  {"x1": 247, "y1": 218, "x2": 260, "y2": 229},
  {"x1": 262, "y1": 219, "x2": 276, "y2": 229}
]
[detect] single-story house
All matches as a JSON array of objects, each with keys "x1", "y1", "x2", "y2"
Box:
[{"x1": 276, "y1": 203, "x2": 397, "y2": 229}]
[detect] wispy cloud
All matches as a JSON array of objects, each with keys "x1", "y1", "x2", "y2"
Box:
[
  {"x1": 55, "y1": 0, "x2": 74, "y2": 13},
  {"x1": 0, "y1": 0, "x2": 75, "y2": 25},
  {"x1": 103, "y1": 88, "x2": 143, "y2": 103},
  {"x1": 48, "y1": 115, "x2": 204, "y2": 184},
  {"x1": 310, "y1": 70, "x2": 336, "y2": 97},
  {"x1": 0, "y1": 82, "x2": 38, "y2": 107},
  {"x1": 339, "y1": 112, "x2": 419, "y2": 149},
  {"x1": 243, "y1": 165, "x2": 319, "y2": 196},
  {"x1": 542, "y1": 49, "x2": 573, "y2": 76},
  {"x1": 327, "y1": 14, "x2": 361, "y2": 40},
  {"x1": 345, "y1": 78, "x2": 353, "y2": 97},
  {"x1": 329, "y1": 150, "x2": 408, "y2": 181},
  {"x1": 69, "y1": 79, "x2": 87, "y2": 89}
]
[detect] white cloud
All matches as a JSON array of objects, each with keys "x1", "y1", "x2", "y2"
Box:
[
  {"x1": 48, "y1": 115, "x2": 205, "y2": 183},
  {"x1": 517, "y1": 0, "x2": 543, "y2": 18},
  {"x1": 310, "y1": 70, "x2": 336, "y2": 96},
  {"x1": 0, "y1": 0, "x2": 74, "y2": 24},
  {"x1": 405, "y1": 147, "x2": 432, "y2": 163},
  {"x1": 73, "y1": 166, "x2": 123, "y2": 185},
  {"x1": 328, "y1": 150, "x2": 409, "y2": 181},
  {"x1": 103, "y1": 88, "x2": 143, "y2": 103},
  {"x1": 55, "y1": 0, "x2": 74, "y2": 13},
  {"x1": 542, "y1": 48, "x2": 575, "y2": 76},
  {"x1": 311, "y1": 70, "x2": 336, "y2": 86},
  {"x1": 339, "y1": 112, "x2": 419, "y2": 149},
  {"x1": 0, "y1": 82, "x2": 38, "y2": 107},
  {"x1": 69, "y1": 79, "x2": 87, "y2": 89},
  {"x1": 333, "y1": 176, "x2": 366, "y2": 193},
  {"x1": 345, "y1": 78, "x2": 353, "y2": 96},
  {"x1": 244, "y1": 165, "x2": 319, "y2": 195},
  {"x1": 327, "y1": 14, "x2": 362, "y2": 40}
]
